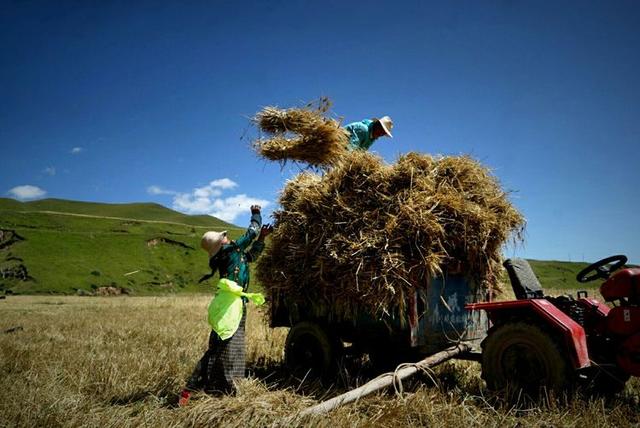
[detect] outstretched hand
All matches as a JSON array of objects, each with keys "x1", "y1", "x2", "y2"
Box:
[
  {"x1": 259, "y1": 224, "x2": 273, "y2": 240},
  {"x1": 251, "y1": 205, "x2": 261, "y2": 215}
]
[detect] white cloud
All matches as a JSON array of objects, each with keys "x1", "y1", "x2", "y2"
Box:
[
  {"x1": 170, "y1": 178, "x2": 268, "y2": 223},
  {"x1": 190, "y1": 178, "x2": 239, "y2": 199},
  {"x1": 70, "y1": 147, "x2": 83, "y2": 155},
  {"x1": 209, "y1": 194, "x2": 270, "y2": 223},
  {"x1": 43, "y1": 166, "x2": 56, "y2": 176},
  {"x1": 193, "y1": 186, "x2": 222, "y2": 198},
  {"x1": 8, "y1": 185, "x2": 47, "y2": 201},
  {"x1": 209, "y1": 178, "x2": 237, "y2": 190},
  {"x1": 147, "y1": 185, "x2": 177, "y2": 196}
]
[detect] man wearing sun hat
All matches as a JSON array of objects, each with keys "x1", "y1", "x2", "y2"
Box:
[
  {"x1": 344, "y1": 115, "x2": 394, "y2": 151},
  {"x1": 180, "y1": 205, "x2": 272, "y2": 405}
]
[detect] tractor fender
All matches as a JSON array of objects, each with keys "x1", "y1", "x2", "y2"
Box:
[{"x1": 466, "y1": 299, "x2": 590, "y2": 370}]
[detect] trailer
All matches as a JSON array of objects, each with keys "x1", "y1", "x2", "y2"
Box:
[
  {"x1": 294, "y1": 255, "x2": 640, "y2": 415},
  {"x1": 270, "y1": 271, "x2": 489, "y2": 377}
]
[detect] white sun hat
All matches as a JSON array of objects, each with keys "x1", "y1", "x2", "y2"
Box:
[
  {"x1": 377, "y1": 116, "x2": 394, "y2": 138},
  {"x1": 201, "y1": 230, "x2": 228, "y2": 257}
]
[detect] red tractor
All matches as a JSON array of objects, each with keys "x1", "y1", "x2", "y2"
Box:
[{"x1": 467, "y1": 255, "x2": 640, "y2": 395}]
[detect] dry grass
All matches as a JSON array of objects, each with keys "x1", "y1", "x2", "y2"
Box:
[
  {"x1": 1, "y1": 295, "x2": 638, "y2": 427},
  {"x1": 253, "y1": 98, "x2": 349, "y2": 167},
  {"x1": 257, "y1": 151, "x2": 525, "y2": 319}
]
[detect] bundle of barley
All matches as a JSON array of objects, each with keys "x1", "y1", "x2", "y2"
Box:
[
  {"x1": 256, "y1": 150, "x2": 525, "y2": 319},
  {"x1": 253, "y1": 99, "x2": 349, "y2": 167}
]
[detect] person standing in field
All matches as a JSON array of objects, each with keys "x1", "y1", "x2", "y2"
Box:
[
  {"x1": 344, "y1": 115, "x2": 394, "y2": 151},
  {"x1": 179, "y1": 205, "x2": 272, "y2": 405}
]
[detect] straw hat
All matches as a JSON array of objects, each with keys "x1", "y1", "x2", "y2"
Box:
[
  {"x1": 201, "y1": 230, "x2": 227, "y2": 257},
  {"x1": 377, "y1": 116, "x2": 394, "y2": 138}
]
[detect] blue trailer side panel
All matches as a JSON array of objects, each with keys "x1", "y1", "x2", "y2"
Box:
[{"x1": 416, "y1": 275, "x2": 487, "y2": 353}]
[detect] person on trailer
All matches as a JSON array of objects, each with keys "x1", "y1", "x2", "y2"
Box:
[
  {"x1": 344, "y1": 115, "x2": 394, "y2": 151},
  {"x1": 179, "y1": 205, "x2": 272, "y2": 406}
]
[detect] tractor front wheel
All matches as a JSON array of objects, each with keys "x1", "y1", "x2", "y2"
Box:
[{"x1": 481, "y1": 322, "x2": 572, "y2": 395}]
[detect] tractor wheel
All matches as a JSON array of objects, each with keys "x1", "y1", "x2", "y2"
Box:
[
  {"x1": 481, "y1": 322, "x2": 572, "y2": 395},
  {"x1": 285, "y1": 321, "x2": 340, "y2": 379}
]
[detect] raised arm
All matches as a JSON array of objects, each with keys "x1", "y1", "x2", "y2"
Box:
[
  {"x1": 235, "y1": 205, "x2": 262, "y2": 250},
  {"x1": 245, "y1": 224, "x2": 272, "y2": 262}
]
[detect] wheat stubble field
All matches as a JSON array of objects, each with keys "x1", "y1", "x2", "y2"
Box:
[{"x1": 1, "y1": 295, "x2": 638, "y2": 427}]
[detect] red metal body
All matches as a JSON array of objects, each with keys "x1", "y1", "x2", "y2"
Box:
[
  {"x1": 578, "y1": 297, "x2": 610, "y2": 317},
  {"x1": 468, "y1": 257, "x2": 640, "y2": 391},
  {"x1": 619, "y1": 333, "x2": 640, "y2": 376},
  {"x1": 600, "y1": 268, "x2": 640, "y2": 303},
  {"x1": 467, "y1": 299, "x2": 591, "y2": 369},
  {"x1": 607, "y1": 307, "x2": 640, "y2": 336}
]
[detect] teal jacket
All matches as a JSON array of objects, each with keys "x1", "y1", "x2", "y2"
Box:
[
  {"x1": 345, "y1": 119, "x2": 375, "y2": 150},
  {"x1": 207, "y1": 212, "x2": 264, "y2": 291}
]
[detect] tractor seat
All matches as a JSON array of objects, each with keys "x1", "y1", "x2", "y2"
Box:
[
  {"x1": 600, "y1": 268, "x2": 640, "y2": 305},
  {"x1": 503, "y1": 258, "x2": 544, "y2": 300}
]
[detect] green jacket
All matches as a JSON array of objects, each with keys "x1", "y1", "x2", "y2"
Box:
[
  {"x1": 207, "y1": 278, "x2": 264, "y2": 340},
  {"x1": 208, "y1": 212, "x2": 264, "y2": 291}
]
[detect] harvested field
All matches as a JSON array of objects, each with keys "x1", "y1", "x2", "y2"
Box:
[
  {"x1": 0, "y1": 295, "x2": 638, "y2": 427},
  {"x1": 256, "y1": 150, "x2": 525, "y2": 319}
]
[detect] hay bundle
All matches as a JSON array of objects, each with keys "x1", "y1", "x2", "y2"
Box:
[
  {"x1": 256, "y1": 150, "x2": 525, "y2": 319},
  {"x1": 253, "y1": 98, "x2": 349, "y2": 167}
]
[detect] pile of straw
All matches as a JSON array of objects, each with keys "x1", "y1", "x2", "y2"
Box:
[
  {"x1": 253, "y1": 98, "x2": 349, "y2": 167},
  {"x1": 256, "y1": 150, "x2": 525, "y2": 319}
]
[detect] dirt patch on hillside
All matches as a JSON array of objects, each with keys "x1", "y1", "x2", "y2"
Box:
[
  {"x1": 146, "y1": 237, "x2": 194, "y2": 250},
  {"x1": 0, "y1": 229, "x2": 25, "y2": 250},
  {"x1": 0, "y1": 229, "x2": 32, "y2": 284},
  {"x1": 76, "y1": 287, "x2": 129, "y2": 297},
  {"x1": 1, "y1": 264, "x2": 32, "y2": 281},
  {"x1": 93, "y1": 286, "x2": 130, "y2": 296}
]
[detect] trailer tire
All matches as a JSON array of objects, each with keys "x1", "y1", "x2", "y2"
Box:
[
  {"x1": 285, "y1": 322, "x2": 339, "y2": 379},
  {"x1": 481, "y1": 322, "x2": 572, "y2": 395}
]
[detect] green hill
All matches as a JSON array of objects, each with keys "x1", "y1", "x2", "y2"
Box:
[
  {"x1": 526, "y1": 259, "x2": 591, "y2": 290},
  {"x1": 0, "y1": 198, "x2": 236, "y2": 228},
  {"x1": 526, "y1": 259, "x2": 637, "y2": 292},
  {"x1": 0, "y1": 198, "x2": 244, "y2": 295},
  {"x1": 0, "y1": 197, "x2": 614, "y2": 296}
]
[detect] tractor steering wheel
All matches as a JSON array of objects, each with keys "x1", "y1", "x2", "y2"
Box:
[{"x1": 576, "y1": 255, "x2": 628, "y2": 283}]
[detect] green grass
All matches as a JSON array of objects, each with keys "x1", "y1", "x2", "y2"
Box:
[
  {"x1": 0, "y1": 197, "x2": 612, "y2": 297},
  {"x1": 0, "y1": 197, "x2": 237, "y2": 228},
  {"x1": 527, "y1": 259, "x2": 591, "y2": 290},
  {"x1": 0, "y1": 199, "x2": 247, "y2": 295}
]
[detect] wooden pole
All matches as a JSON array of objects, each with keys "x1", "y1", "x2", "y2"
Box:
[{"x1": 300, "y1": 343, "x2": 470, "y2": 416}]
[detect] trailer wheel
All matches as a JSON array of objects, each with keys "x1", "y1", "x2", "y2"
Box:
[
  {"x1": 481, "y1": 322, "x2": 572, "y2": 394},
  {"x1": 285, "y1": 322, "x2": 338, "y2": 379}
]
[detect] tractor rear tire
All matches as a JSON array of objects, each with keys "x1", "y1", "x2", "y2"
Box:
[
  {"x1": 481, "y1": 322, "x2": 572, "y2": 395},
  {"x1": 285, "y1": 321, "x2": 340, "y2": 380}
]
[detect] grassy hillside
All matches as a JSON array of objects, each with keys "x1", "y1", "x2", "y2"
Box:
[
  {"x1": 0, "y1": 198, "x2": 236, "y2": 228},
  {"x1": 526, "y1": 259, "x2": 591, "y2": 290},
  {"x1": 0, "y1": 197, "x2": 616, "y2": 296},
  {"x1": 0, "y1": 199, "x2": 244, "y2": 295}
]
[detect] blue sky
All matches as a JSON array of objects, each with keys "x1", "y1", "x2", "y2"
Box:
[{"x1": 1, "y1": 1, "x2": 639, "y2": 263}]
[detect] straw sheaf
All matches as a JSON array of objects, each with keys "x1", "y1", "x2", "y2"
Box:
[
  {"x1": 256, "y1": 151, "x2": 525, "y2": 320},
  {"x1": 253, "y1": 103, "x2": 349, "y2": 167}
]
